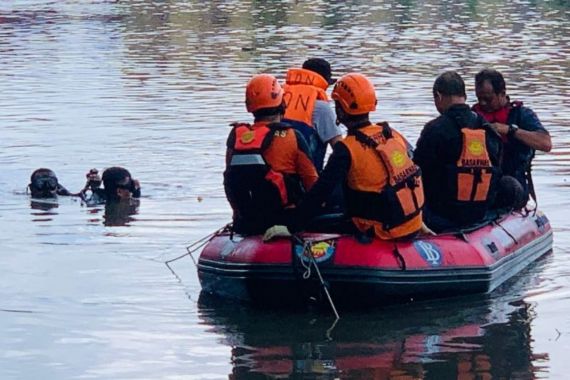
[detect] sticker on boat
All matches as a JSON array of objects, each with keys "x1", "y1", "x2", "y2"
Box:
[
  {"x1": 414, "y1": 241, "x2": 442, "y2": 266},
  {"x1": 295, "y1": 240, "x2": 336, "y2": 263}
]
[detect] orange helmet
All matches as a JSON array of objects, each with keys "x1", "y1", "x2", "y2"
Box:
[
  {"x1": 331, "y1": 73, "x2": 377, "y2": 115},
  {"x1": 245, "y1": 74, "x2": 284, "y2": 113}
]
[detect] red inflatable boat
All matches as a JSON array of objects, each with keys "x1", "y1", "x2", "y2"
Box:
[{"x1": 197, "y1": 211, "x2": 552, "y2": 307}]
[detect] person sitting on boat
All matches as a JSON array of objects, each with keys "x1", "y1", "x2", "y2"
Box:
[
  {"x1": 85, "y1": 166, "x2": 141, "y2": 205},
  {"x1": 473, "y1": 68, "x2": 552, "y2": 209},
  {"x1": 414, "y1": 71, "x2": 503, "y2": 233},
  {"x1": 282, "y1": 58, "x2": 342, "y2": 172},
  {"x1": 271, "y1": 73, "x2": 426, "y2": 241},
  {"x1": 28, "y1": 168, "x2": 72, "y2": 198},
  {"x1": 224, "y1": 74, "x2": 318, "y2": 236}
]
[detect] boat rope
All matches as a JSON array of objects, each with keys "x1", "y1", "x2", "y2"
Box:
[
  {"x1": 325, "y1": 318, "x2": 340, "y2": 340},
  {"x1": 456, "y1": 231, "x2": 469, "y2": 243},
  {"x1": 492, "y1": 220, "x2": 518, "y2": 245},
  {"x1": 300, "y1": 245, "x2": 312, "y2": 279},
  {"x1": 164, "y1": 224, "x2": 230, "y2": 278},
  {"x1": 392, "y1": 243, "x2": 407, "y2": 270},
  {"x1": 294, "y1": 235, "x2": 340, "y2": 320}
]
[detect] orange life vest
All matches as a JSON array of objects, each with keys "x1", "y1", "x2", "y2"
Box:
[
  {"x1": 455, "y1": 128, "x2": 493, "y2": 202},
  {"x1": 343, "y1": 123, "x2": 424, "y2": 239},
  {"x1": 227, "y1": 122, "x2": 301, "y2": 207},
  {"x1": 282, "y1": 68, "x2": 329, "y2": 127}
]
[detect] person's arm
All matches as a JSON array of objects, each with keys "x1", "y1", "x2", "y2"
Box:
[
  {"x1": 313, "y1": 100, "x2": 343, "y2": 148},
  {"x1": 326, "y1": 135, "x2": 343, "y2": 147},
  {"x1": 490, "y1": 123, "x2": 552, "y2": 152},
  {"x1": 290, "y1": 143, "x2": 351, "y2": 231},
  {"x1": 490, "y1": 107, "x2": 551, "y2": 152},
  {"x1": 131, "y1": 180, "x2": 141, "y2": 198},
  {"x1": 293, "y1": 130, "x2": 319, "y2": 190},
  {"x1": 509, "y1": 127, "x2": 551, "y2": 152},
  {"x1": 56, "y1": 184, "x2": 71, "y2": 196},
  {"x1": 225, "y1": 129, "x2": 236, "y2": 166},
  {"x1": 223, "y1": 130, "x2": 239, "y2": 214},
  {"x1": 413, "y1": 122, "x2": 438, "y2": 169}
]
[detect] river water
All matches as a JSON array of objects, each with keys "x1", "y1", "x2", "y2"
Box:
[{"x1": 0, "y1": 1, "x2": 569, "y2": 379}]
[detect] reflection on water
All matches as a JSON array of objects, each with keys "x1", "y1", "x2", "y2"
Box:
[
  {"x1": 198, "y1": 284, "x2": 547, "y2": 379},
  {"x1": 29, "y1": 199, "x2": 59, "y2": 213},
  {"x1": 102, "y1": 200, "x2": 139, "y2": 227},
  {"x1": 1, "y1": 0, "x2": 569, "y2": 379}
]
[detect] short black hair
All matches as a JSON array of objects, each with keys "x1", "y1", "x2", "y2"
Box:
[
  {"x1": 334, "y1": 100, "x2": 370, "y2": 125},
  {"x1": 433, "y1": 71, "x2": 466, "y2": 98},
  {"x1": 475, "y1": 68, "x2": 506, "y2": 94},
  {"x1": 102, "y1": 167, "x2": 132, "y2": 199},
  {"x1": 252, "y1": 102, "x2": 286, "y2": 121},
  {"x1": 102, "y1": 167, "x2": 131, "y2": 186},
  {"x1": 30, "y1": 168, "x2": 56, "y2": 182},
  {"x1": 302, "y1": 58, "x2": 335, "y2": 85}
]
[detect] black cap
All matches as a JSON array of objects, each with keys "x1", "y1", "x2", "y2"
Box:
[{"x1": 302, "y1": 58, "x2": 335, "y2": 85}]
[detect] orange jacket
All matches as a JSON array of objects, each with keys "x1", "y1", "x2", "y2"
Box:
[
  {"x1": 342, "y1": 123, "x2": 423, "y2": 240},
  {"x1": 283, "y1": 68, "x2": 329, "y2": 128},
  {"x1": 226, "y1": 121, "x2": 318, "y2": 193}
]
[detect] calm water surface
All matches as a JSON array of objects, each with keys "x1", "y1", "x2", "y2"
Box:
[{"x1": 1, "y1": 1, "x2": 569, "y2": 379}]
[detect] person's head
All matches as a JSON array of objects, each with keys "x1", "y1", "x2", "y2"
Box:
[
  {"x1": 85, "y1": 168, "x2": 102, "y2": 191},
  {"x1": 302, "y1": 58, "x2": 336, "y2": 86},
  {"x1": 331, "y1": 73, "x2": 377, "y2": 127},
  {"x1": 102, "y1": 167, "x2": 137, "y2": 201},
  {"x1": 432, "y1": 71, "x2": 467, "y2": 114},
  {"x1": 29, "y1": 168, "x2": 59, "y2": 198},
  {"x1": 475, "y1": 68, "x2": 508, "y2": 113},
  {"x1": 245, "y1": 74, "x2": 285, "y2": 122}
]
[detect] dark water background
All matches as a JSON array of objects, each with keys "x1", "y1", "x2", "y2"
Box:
[{"x1": 1, "y1": 1, "x2": 569, "y2": 378}]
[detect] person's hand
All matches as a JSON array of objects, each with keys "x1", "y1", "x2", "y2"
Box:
[
  {"x1": 262, "y1": 225, "x2": 291, "y2": 241},
  {"x1": 117, "y1": 187, "x2": 132, "y2": 200},
  {"x1": 420, "y1": 222, "x2": 436, "y2": 236},
  {"x1": 490, "y1": 122, "x2": 509, "y2": 136}
]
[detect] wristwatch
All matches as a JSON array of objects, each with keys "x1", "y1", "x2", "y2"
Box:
[{"x1": 507, "y1": 124, "x2": 519, "y2": 139}]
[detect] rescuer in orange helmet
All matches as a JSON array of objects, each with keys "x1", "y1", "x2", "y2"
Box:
[
  {"x1": 224, "y1": 74, "x2": 318, "y2": 235},
  {"x1": 266, "y1": 73, "x2": 425, "y2": 241}
]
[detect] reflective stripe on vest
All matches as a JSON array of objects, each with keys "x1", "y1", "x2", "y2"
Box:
[
  {"x1": 456, "y1": 128, "x2": 493, "y2": 202},
  {"x1": 230, "y1": 154, "x2": 265, "y2": 166}
]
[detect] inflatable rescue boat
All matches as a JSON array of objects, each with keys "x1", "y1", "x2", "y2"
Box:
[{"x1": 197, "y1": 211, "x2": 552, "y2": 307}]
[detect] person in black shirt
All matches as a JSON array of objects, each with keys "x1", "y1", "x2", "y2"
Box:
[{"x1": 414, "y1": 71, "x2": 502, "y2": 232}]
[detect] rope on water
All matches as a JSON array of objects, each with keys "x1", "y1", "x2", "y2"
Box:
[
  {"x1": 164, "y1": 224, "x2": 230, "y2": 279},
  {"x1": 294, "y1": 235, "x2": 340, "y2": 320}
]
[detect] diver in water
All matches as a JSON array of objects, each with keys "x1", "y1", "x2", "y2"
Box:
[
  {"x1": 84, "y1": 166, "x2": 141, "y2": 206},
  {"x1": 28, "y1": 168, "x2": 72, "y2": 198}
]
